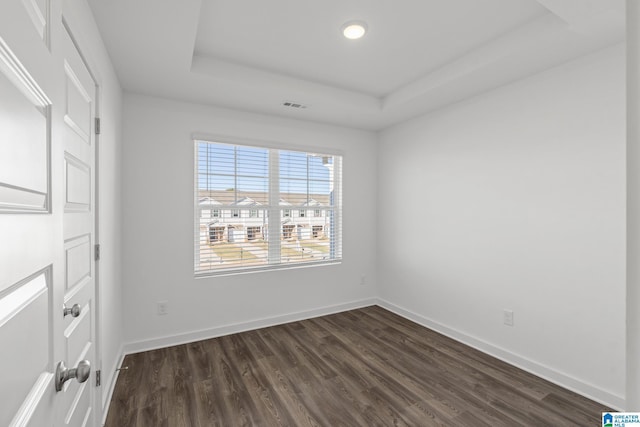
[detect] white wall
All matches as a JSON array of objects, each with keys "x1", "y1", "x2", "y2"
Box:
[
  {"x1": 63, "y1": 0, "x2": 124, "y2": 416},
  {"x1": 121, "y1": 93, "x2": 378, "y2": 349},
  {"x1": 627, "y1": 0, "x2": 640, "y2": 410},
  {"x1": 377, "y1": 45, "x2": 626, "y2": 408}
]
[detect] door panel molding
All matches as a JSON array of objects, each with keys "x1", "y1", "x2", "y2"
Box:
[
  {"x1": 0, "y1": 269, "x2": 47, "y2": 327},
  {"x1": 0, "y1": 36, "x2": 51, "y2": 213},
  {"x1": 8, "y1": 372, "x2": 54, "y2": 427},
  {"x1": 64, "y1": 304, "x2": 91, "y2": 365},
  {"x1": 0, "y1": 268, "x2": 52, "y2": 427},
  {"x1": 63, "y1": 60, "x2": 92, "y2": 144},
  {"x1": 64, "y1": 153, "x2": 91, "y2": 212},
  {"x1": 19, "y1": 0, "x2": 50, "y2": 47},
  {"x1": 62, "y1": 380, "x2": 90, "y2": 426},
  {"x1": 64, "y1": 234, "x2": 91, "y2": 291}
]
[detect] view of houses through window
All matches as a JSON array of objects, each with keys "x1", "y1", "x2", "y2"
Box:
[{"x1": 195, "y1": 140, "x2": 342, "y2": 274}]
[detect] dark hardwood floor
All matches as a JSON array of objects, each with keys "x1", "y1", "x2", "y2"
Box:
[{"x1": 105, "y1": 306, "x2": 608, "y2": 426}]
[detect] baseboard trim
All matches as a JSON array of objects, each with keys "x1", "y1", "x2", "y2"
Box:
[
  {"x1": 122, "y1": 298, "x2": 377, "y2": 356},
  {"x1": 101, "y1": 345, "x2": 126, "y2": 426},
  {"x1": 376, "y1": 298, "x2": 625, "y2": 411}
]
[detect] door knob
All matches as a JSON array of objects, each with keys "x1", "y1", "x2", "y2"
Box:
[
  {"x1": 63, "y1": 303, "x2": 81, "y2": 318},
  {"x1": 55, "y1": 360, "x2": 90, "y2": 392}
]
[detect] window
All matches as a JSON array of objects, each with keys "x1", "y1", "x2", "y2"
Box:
[{"x1": 195, "y1": 140, "x2": 342, "y2": 275}]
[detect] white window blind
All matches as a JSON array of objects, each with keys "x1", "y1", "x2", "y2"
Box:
[{"x1": 195, "y1": 140, "x2": 342, "y2": 275}]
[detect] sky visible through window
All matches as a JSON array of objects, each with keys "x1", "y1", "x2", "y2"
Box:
[{"x1": 197, "y1": 142, "x2": 332, "y2": 196}]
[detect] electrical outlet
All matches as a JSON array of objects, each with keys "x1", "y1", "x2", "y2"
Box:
[
  {"x1": 503, "y1": 309, "x2": 514, "y2": 326},
  {"x1": 157, "y1": 301, "x2": 168, "y2": 315},
  {"x1": 360, "y1": 275, "x2": 366, "y2": 286}
]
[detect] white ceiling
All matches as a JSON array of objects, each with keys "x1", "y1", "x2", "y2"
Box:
[
  {"x1": 87, "y1": 0, "x2": 625, "y2": 131},
  {"x1": 194, "y1": 0, "x2": 547, "y2": 97}
]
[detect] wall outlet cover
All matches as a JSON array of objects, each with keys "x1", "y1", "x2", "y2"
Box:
[
  {"x1": 503, "y1": 309, "x2": 514, "y2": 326},
  {"x1": 157, "y1": 301, "x2": 168, "y2": 315}
]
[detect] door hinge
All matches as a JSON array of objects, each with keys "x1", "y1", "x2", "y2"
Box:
[
  {"x1": 95, "y1": 244, "x2": 101, "y2": 261},
  {"x1": 96, "y1": 369, "x2": 101, "y2": 387},
  {"x1": 95, "y1": 117, "x2": 101, "y2": 135}
]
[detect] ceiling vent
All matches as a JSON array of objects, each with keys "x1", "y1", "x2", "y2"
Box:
[{"x1": 282, "y1": 101, "x2": 308, "y2": 109}]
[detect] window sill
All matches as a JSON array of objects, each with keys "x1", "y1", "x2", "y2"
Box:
[{"x1": 194, "y1": 259, "x2": 342, "y2": 279}]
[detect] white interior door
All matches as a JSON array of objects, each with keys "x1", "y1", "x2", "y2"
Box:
[
  {"x1": 0, "y1": 1, "x2": 98, "y2": 426},
  {"x1": 59, "y1": 21, "x2": 97, "y2": 427}
]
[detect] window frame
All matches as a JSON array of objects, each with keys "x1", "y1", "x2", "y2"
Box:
[{"x1": 194, "y1": 137, "x2": 343, "y2": 277}]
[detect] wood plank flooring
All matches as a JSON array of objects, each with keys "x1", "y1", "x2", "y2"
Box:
[{"x1": 105, "y1": 306, "x2": 609, "y2": 426}]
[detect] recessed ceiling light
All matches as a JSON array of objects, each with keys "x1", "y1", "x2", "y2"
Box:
[{"x1": 342, "y1": 21, "x2": 367, "y2": 40}]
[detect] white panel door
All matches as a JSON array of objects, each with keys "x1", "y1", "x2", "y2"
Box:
[
  {"x1": 59, "y1": 23, "x2": 97, "y2": 427},
  {"x1": 0, "y1": 1, "x2": 56, "y2": 426},
  {"x1": 0, "y1": 1, "x2": 98, "y2": 426}
]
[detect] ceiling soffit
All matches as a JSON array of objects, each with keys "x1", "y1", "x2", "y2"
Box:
[{"x1": 88, "y1": 0, "x2": 625, "y2": 130}]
